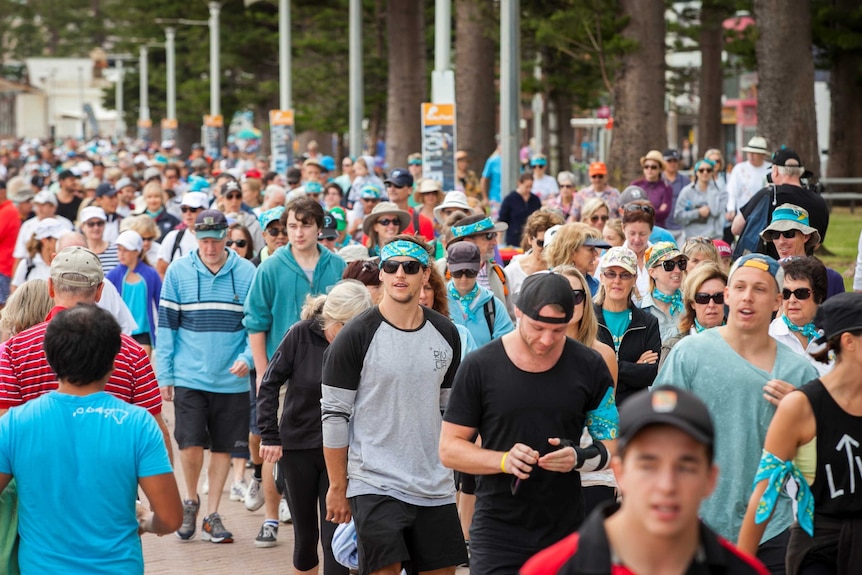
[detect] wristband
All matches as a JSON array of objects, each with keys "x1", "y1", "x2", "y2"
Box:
[{"x1": 500, "y1": 451, "x2": 510, "y2": 474}]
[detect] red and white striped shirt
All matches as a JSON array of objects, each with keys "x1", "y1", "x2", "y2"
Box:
[{"x1": 0, "y1": 307, "x2": 162, "y2": 414}]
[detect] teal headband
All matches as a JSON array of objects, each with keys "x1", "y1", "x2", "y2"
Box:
[
  {"x1": 380, "y1": 240, "x2": 429, "y2": 266},
  {"x1": 771, "y1": 205, "x2": 810, "y2": 227},
  {"x1": 451, "y1": 217, "x2": 494, "y2": 239}
]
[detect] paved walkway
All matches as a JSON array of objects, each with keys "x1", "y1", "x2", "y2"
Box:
[{"x1": 143, "y1": 402, "x2": 469, "y2": 574}]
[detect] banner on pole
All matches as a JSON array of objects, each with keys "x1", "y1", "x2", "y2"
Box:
[
  {"x1": 203, "y1": 114, "x2": 224, "y2": 160},
  {"x1": 136, "y1": 118, "x2": 152, "y2": 142},
  {"x1": 269, "y1": 109, "x2": 295, "y2": 176},
  {"x1": 420, "y1": 103, "x2": 456, "y2": 191},
  {"x1": 161, "y1": 118, "x2": 178, "y2": 143}
]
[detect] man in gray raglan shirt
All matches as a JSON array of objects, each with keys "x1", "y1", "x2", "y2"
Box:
[{"x1": 321, "y1": 235, "x2": 467, "y2": 575}]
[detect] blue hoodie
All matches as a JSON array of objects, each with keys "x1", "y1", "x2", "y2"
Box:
[
  {"x1": 447, "y1": 282, "x2": 514, "y2": 348},
  {"x1": 157, "y1": 249, "x2": 256, "y2": 393},
  {"x1": 243, "y1": 243, "x2": 346, "y2": 359}
]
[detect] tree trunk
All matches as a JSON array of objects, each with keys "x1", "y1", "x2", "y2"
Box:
[
  {"x1": 608, "y1": 0, "x2": 667, "y2": 188},
  {"x1": 698, "y1": 0, "x2": 725, "y2": 154},
  {"x1": 825, "y1": 0, "x2": 862, "y2": 179},
  {"x1": 753, "y1": 0, "x2": 820, "y2": 177},
  {"x1": 455, "y1": 0, "x2": 496, "y2": 168},
  {"x1": 385, "y1": 0, "x2": 426, "y2": 169}
]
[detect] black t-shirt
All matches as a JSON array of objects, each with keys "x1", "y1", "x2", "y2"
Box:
[
  {"x1": 55, "y1": 195, "x2": 83, "y2": 223},
  {"x1": 443, "y1": 337, "x2": 614, "y2": 550},
  {"x1": 741, "y1": 184, "x2": 829, "y2": 258}
]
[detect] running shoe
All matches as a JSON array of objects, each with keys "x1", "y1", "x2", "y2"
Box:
[
  {"x1": 244, "y1": 477, "x2": 264, "y2": 511},
  {"x1": 278, "y1": 497, "x2": 292, "y2": 523},
  {"x1": 254, "y1": 522, "x2": 278, "y2": 548},
  {"x1": 176, "y1": 496, "x2": 200, "y2": 541},
  {"x1": 201, "y1": 513, "x2": 234, "y2": 544},
  {"x1": 229, "y1": 480, "x2": 248, "y2": 501}
]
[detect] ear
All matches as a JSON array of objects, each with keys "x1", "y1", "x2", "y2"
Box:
[
  {"x1": 772, "y1": 289, "x2": 783, "y2": 313},
  {"x1": 95, "y1": 282, "x2": 105, "y2": 303},
  {"x1": 47, "y1": 277, "x2": 56, "y2": 298}
]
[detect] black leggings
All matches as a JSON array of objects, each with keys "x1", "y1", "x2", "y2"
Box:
[{"x1": 282, "y1": 448, "x2": 348, "y2": 574}]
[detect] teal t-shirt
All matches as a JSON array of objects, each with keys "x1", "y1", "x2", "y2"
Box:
[
  {"x1": 604, "y1": 309, "x2": 631, "y2": 351},
  {"x1": 655, "y1": 328, "x2": 819, "y2": 543},
  {"x1": 122, "y1": 277, "x2": 149, "y2": 336}
]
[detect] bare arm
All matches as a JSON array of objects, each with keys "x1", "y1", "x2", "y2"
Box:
[
  {"x1": 323, "y1": 446, "x2": 351, "y2": 523},
  {"x1": 731, "y1": 210, "x2": 746, "y2": 236},
  {"x1": 138, "y1": 472, "x2": 183, "y2": 535},
  {"x1": 156, "y1": 258, "x2": 168, "y2": 279},
  {"x1": 249, "y1": 331, "x2": 269, "y2": 389},
  {"x1": 153, "y1": 412, "x2": 174, "y2": 465}
]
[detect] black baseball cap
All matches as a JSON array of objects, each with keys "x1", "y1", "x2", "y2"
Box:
[
  {"x1": 619, "y1": 387, "x2": 715, "y2": 450},
  {"x1": 516, "y1": 272, "x2": 574, "y2": 324},
  {"x1": 58, "y1": 169, "x2": 78, "y2": 180},
  {"x1": 813, "y1": 292, "x2": 862, "y2": 345},
  {"x1": 95, "y1": 183, "x2": 118, "y2": 198},
  {"x1": 447, "y1": 242, "x2": 481, "y2": 273},
  {"x1": 384, "y1": 169, "x2": 413, "y2": 188},
  {"x1": 319, "y1": 213, "x2": 338, "y2": 240},
  {"x1": 771, "y1": 147, "x2": 803, "y2": 167}
]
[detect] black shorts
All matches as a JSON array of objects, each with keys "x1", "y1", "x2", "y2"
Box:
[
  {"x1": 132, "y1": 332, "x2": 152, "y2": 346},
  {"x1": 173, "y1": 387, "x2": 250, "y2": 452},
  {"x1": 349, "y1": 495, "x2": 466, "y2": 573}
]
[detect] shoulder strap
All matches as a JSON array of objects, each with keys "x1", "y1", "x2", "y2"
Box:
[
  {"x1": 24, "y1": 257, "x2": 35, "y2": 280},
  {"x1": 412, "y1": 208, "x2": 421, "y2": 236},
  {"x1": 491, "y1": 263, "x2": 509, "y2": 295},
  {"x1": 170, "y1": 228, "x2": 186, "y2": 262},
  {"x1": 483, "y1": 299, "x2": 496, "y2": 337}
]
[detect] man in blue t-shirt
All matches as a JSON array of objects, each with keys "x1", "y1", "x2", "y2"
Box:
[
  {"x1": 481, "y1": 143, "x2": 502, "y2": 207},
  {"x1": 0, "y1": 305, "x2": 181, "y2": 574}
]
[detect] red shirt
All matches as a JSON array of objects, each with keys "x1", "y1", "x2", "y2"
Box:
[
  {"x1": 0, "y1": 199, "x2": 22, "y2": 276},
  {"x1": 403, "y1": 208, "x2": 435, "y2": 242},
  {"x1": 0, "y1": 307, "x2": 162, "y2": 414}
]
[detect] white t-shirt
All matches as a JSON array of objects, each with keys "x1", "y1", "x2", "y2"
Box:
[
  {"x1": 13, "y1": 216, "x2": 74, "y2": 259},
  {"x1": 11, "y1": 254, "x2": 50, "y2": 287},
  {"x1": 725, "y1": 161, "x2": 770, "y2": 212},
  {"x1": 531, "y1": 174, "x2": 559, "y2": 201},
  {"x1": 158, "y1": 229, "x2": 198, "y2": 265}
]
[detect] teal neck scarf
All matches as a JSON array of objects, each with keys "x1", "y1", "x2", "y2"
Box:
[
  {"x1": 783, "y1": 314, "x2": 818, "y2": 342},
  {"x1": 652, "y1": 288, "x2": 684, "y2": 316}
]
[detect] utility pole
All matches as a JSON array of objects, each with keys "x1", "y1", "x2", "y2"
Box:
[
  {"x1": 348, "y1": 0, "x2": 363, "y2": 157},
  {"x1": 500, "y1": 0, "x2": 521, "y2": 198}
]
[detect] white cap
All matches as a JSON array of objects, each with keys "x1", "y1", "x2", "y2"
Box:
[
  {"x1": 181, "y1": 191, "x2": 209, "y2": 209},
  {"x1": 115, "y1": 230, "x2": 143, "y2": 252},
  {"x1": 34, "y1": 218, "x2": 65, "y2": 240},
  {"x1": 33, "y1": 190, "x2": 58, "y2": 206},
  {"x1": 79, "y1": 206, "x2": 107, "y2": 223}
]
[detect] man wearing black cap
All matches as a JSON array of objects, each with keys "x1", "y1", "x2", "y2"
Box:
[
  {"x1": 521, "y1": 387, "x2": 768, "y2": 575},
  {"x1": 384, "y1": 168, "x2": 435, "y2": 242},
  {"x1": 441, "y1": 271, "x2": 618, "y2": 575},
  {"x1": 93, "y1": 182, "x2": 123, "y2": 243},
  {"x1": 732, "y1": 148, "x2": 829, "y2": 258},
  {"x1": 317, "y1": 212, "x2": 338, "y2": 252},
  {"x1": 55, "y1": 170, "x2": 83, "y2": 223}
]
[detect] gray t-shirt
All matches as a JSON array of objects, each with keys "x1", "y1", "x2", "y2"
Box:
[{"x1": 321, "y1": 306, "x2": 461, "y2": 506}]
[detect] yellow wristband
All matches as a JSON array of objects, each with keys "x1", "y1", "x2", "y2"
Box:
[{"x1": 500, "y1": 451, "x2": 510, "y2": 474}]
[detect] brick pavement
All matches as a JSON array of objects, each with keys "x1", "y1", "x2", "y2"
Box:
[{"x1": 142, "y1": 402, "x2": 470, "y2": 574}]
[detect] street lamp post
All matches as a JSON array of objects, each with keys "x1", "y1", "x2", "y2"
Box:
[
  {"x1": 349, "y1": 0, "x2": 363, "y2": 157},
  {"x1": 209, "y1": 2, "x2": 220, "y2": 119},
  {"x1": 500, "y1": 0, "x2": 521, "y2": 198},
  {"x1": 138, "y1": 45, "x2": 150, "y2": 141}
]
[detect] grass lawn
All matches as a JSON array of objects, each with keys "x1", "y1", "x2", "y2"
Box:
[{"x1": 817, "y1": 207, "x2": 862, "y2": 291}]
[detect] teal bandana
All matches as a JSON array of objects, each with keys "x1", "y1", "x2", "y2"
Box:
[
  {"x1": 694, "y1": 318, "x2": 708, "y2": 333},
  {"x1": 585, "y1": 387, "x2": 619, "y2": 441},
  {"x1": 753, "y1": 449, "x2": 815, "y2": 537},
  {"x1": 782, "y1": 314, "x2": 818, "y2": 342},
  {"x1": 380, "y1": 239, "x2": 429, "y2": 265},
  {"x1": 447, "y1": 281, "x2": 479, "y2": 320},
  {"x1": 451, "y1": 217, "x2": 494, "y2": 240},
  {"x1": 652, "y1": 288, "x2": 684, "y2": 316}
]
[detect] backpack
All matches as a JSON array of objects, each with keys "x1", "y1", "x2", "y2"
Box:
[
  {"x1": 170, "y1": 228, "x2": 186, "y2": 262},
  {"x1": 483, "y1": 299, "x2": 496, "y2": 338},
  {"x1": 732, "y1": 186, "x2": 774, "y2": 260}
]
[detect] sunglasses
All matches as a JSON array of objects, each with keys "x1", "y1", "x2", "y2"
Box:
[
  {"x1": 697, "y1": 168, "x2": 714, "y2": 174},
  {"x1": 590, "y1": 174, "x2": 605, "y2": 179},
  {"x1": 559, "y1": 183, "x2": 575, "y2": 188},
  {"x1": 476, "y1": 232, "x2": 497, "y2": 241},
  {"x1": 224, "y1": 192, "x2": 242, "y2": 200},
  {"x1": 181, "y1": 206, "x2": 203, "y2": 213},
  {"x1": 603, "y1": 270, "x2": 634, "y2": 280},
  {"x1": 694, "y1": 292, "x2": 724, "y2": 305},
  {"x1": 624, "y1": 204, "x2": 655, "y2": 215},
  {"x1": 381, "y1": 260, "x2": 424, "y2": 274},
  {"x1": 84, "y1": 220, "x2": 105, "y2": 227},
  {"x1": 384, "y1": 183, "x2": 407, "y2": 189},
  {"x1": 141, "y1": 236, "x2": 156, "y2": 242},
  {"x1": 783, "y1": 287, "x2": 812, "y2": 300},
  {"x1": 571, "y1": 289, "x2": 587, "y2": 305},
  {"x1": 657, "y1": 259, "x2": 687, "y2": 272},
  {"x1": 643, "y1": 164, "x2": 661, "y2": 170},
  {"x1": 376, "y1": 218, "x2": 401, "y2": 228},
  {"x1": 451, "y1": 269, "x2": 479, "y2": 279},
  {"x1": 362, "y1": 198, "x2": 380, "y2": 203},
  {"x1": 534, "y1": 238, "x2": 545, "y2": 248},
  {"x1": 590, "y1": 214, "x2": 610, "y2": 223},
  {"x1": 764, "y1": 229, "x2": 800, "y2": 241},
  {"x1": 685, "y1": 236, "x2": 713, "y2": 246},
  {"x1": 266, "y1": 227, "x2": 288, "y2": 237},
  {"x1": 361, "y1": 260, "x2": 379, "y2": 273},
  {"x1": 226, "y1": 239, "x2": 247, "y2": 248}
]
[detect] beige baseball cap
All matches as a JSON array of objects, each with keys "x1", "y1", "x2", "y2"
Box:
[{"x1": 50, "y1": 246, "x2": 104, "y2": 287}]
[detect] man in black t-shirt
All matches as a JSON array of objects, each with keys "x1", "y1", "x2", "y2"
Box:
[
  {"x1": 440, "y1": 272, "x2": 619, "y2": 575},
  {"x1": 732, "y1": 148, "x2": 828, "y2": 259},
  {"x1": 55, "y1": 170, "x2": 83, "y2": 223}
]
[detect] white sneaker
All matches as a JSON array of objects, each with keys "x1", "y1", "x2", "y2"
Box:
[
  {"x1": 278, "y1": 497, "x2": 292, "y2": 523},
  {"x1": 244, "y1": 477, "x2": 264, "y2": 511},
  {"x1": 201, "y1": 476, "x2": 209, "y2": 495},
  {"x1": 229, "y1": 480, "x2": 248, "y2": 501}
]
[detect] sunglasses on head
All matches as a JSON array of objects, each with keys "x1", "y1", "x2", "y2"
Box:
[
  {"x1": 694, "y1": 292, "x2": 724, "y2": 305},
  {"x1": 603, "y1": 270, "x2": 634, "y2": 280},
  {"x1": 181, "y1": 206, "x2": 202, "y2": 213},
  {"x1": 764, "y1": 229, "x2": 800, "y2": 241},
  {"x1": 590, "y1": 214, "x2": 610, "y2": 223},
  {"x1": 376, "y1": 218, "x2": 401, "y2": 228},
  {"x1": 195, "y1": 223, "x2": 227, "y2": 232},
  {"x1": 783, "y1": 287, "x2": 812, "y2": 300},
  {"x1": 224, "y1": 192, "x2": 242, "y2": 200},
  {"x1": 226, "y1": 239, "x2": 247, "y2": 248},
  {"x1": 571, "y1": 289, "x2": 587, "y2": 305},
  {"x1": 685, "y1": 236, "x2": 713, "y2": 246},
  {"x1": 451, "y1": 269, "x2": 479, "y2": 279},
  {"x1": 657, "y1": 259, "x2": 687, "y2": 272},
  {"x1": 266, "y1": 227, "x2": 288, "y2": 237},
  {"x1": 624, "y1": 204, "x2": 655, "y2": 215},
  {"x1": 381, "y1": 260, "x2": 424, "y2": 274},
  {"x1": 643, "y1": 164, "x2": 661, "y2": 170}
]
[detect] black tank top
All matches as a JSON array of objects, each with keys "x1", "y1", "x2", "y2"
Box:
[{"x1": 800, "y1": 379, "x2": 862, "y2": 518}]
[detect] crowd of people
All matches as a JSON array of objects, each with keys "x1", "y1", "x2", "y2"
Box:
[{"x1": 0, "y1": 132, "x2": 860, "y2": 575}]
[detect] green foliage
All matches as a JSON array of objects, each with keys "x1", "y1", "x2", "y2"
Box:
[{"x1": 812, "y1": 1, "x2": 862, "y2": 68}]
